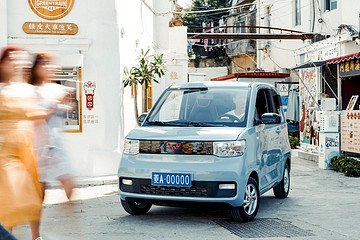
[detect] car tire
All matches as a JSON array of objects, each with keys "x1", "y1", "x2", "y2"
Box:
[
  {"x1": 273, "y1": 163, "x2": 290, "y2": 199},
  {"x1": 231, "y1": 177, "x2": 259, "y2": 222},
  {"x1": 121, "y1": 199, "x2": 152, "y2": 215}
]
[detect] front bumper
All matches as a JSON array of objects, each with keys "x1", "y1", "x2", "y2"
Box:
[
  {"x1": 118, "y1": 153, "x2": 248, "y2": 207},
  {"x1": 120, "y1": 177, "x2": 236, "y2": 197}
]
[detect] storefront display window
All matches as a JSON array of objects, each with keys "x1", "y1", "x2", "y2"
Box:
[{"x1": 56, "y1": 66, "x2": 82, "y2": 132}]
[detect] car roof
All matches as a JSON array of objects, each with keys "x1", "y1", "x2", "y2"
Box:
[{"x1": 170, "y1": 81, "x2": 275, "y2": 89}]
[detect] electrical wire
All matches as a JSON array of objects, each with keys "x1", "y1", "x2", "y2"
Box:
[
  {"x1": 141, "y1": 0, "x2": 170, "y2": 16},
  {"x1": 292, "y1": 69, "x2": 321, "y2": 109},
  {"x1": 311, "y1": 62, "x2": 338, "y2": 99},
  {"x1": 182, "y1": 0, "x2": 293, "y2": 23},
  {"x1": 175, "y1": 3, "x2": 256, "y2": 14}
]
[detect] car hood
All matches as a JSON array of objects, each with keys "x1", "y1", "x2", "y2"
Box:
[{"x1": 126, "y1": 126, "x2": 245, "y2": 141}]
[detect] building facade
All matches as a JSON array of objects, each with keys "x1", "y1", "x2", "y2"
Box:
[
  {"x1": 0, "y1": 0, "x2": 188, "y2": 176},
  {"x1": 225, "y1": 0, "x2": 257, "y2": 73},
  {"x1": 257, "y1": 0, "x2": 360, "y2": 153}
]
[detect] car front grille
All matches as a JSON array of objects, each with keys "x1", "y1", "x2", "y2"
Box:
[
  {"x1": 139, "y1": 141, "x2": 213, "y2": 155},
  {"x1": 140, "y1": 184, "x2": 208, "y2": 197}
]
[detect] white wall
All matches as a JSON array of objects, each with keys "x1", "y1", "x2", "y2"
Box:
[
  {"x1": 188, "y1": 67, "x2": 228, "y2": 82},
  {"x1": 0, "y1": 0, "x2": 6, "y2": 48},
  {"x1": 257, "y1": 0, "x2": 311, "y2": 73},
  {"x1": 153, "y1": 26, "x2": 189, "y2": 107},
  {"x1": 7, "y1": 0, "x2": 121, "y2": 176},
  {"x1": 117, "y1": 0, "x2": 155, "y2": 138},
  {"x1": 116, "y1": 1, "x2": 189, "y2": 141}
]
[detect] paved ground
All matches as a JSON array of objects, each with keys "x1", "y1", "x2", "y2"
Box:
[{"x1": 12, "y1": 155, "x2": 360, "y2": 240}]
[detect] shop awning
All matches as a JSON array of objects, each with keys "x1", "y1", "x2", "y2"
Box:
[
  {"x1": 291, "y1": 61, "x2": 326, "y2": 70},
  {"x1": 211, "y1": 72, "x2": 290, "y2": 81},
  {"x1": 326, "y1": 52, "x2": 360, "y2": 64}
]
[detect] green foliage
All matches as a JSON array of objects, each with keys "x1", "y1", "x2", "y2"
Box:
[
  {"x1": 330, "y1": 155, "x2": 360, "y2": 177},
  {"x1": 183, "y1": 0, "x2": 227, "y2": 28},
  {"x1": 188, "y1": 49, "x2": 195, "y2": 58},
  {"x1": 194, "y1": 55, "x2": 200, "y2": 68},
  {"x1": 289, "y1": 136, "x2": 300, "y2": 149},
  {"x1": 123, "y1": 49, "x2": 166, "y2": 89}
]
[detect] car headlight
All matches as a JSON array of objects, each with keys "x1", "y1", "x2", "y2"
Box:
[
  {"x1": 213, "y1": 140, "x2": 246, "y2": 157},
  {"x1": 123, "y1": 139, "x2": 139, "y2": 154}
]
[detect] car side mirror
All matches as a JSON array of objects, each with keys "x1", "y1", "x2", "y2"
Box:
[
  {"x1": 138, "y1": 113, "x2": 148, "y2": 125},
  {"x1": 260, "y1": 113, "x2": 281, "y2": 124}
]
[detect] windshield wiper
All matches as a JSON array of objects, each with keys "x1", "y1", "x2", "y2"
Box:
[
  {"x1": 145, "y1": 121, "x2": 190, "y2": 127},
  {"x1": 146, "y1": 121, "x2": 225, "y2": 127},
  {"x1": 186, "y1": 122, "x2": 225, "y2": 127}
]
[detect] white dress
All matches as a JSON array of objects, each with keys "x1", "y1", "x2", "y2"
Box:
[{"x1": 34, "y1": 83, "x2": 75, "y2": 182}]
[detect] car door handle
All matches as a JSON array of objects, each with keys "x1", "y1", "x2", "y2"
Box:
[{"x1": 275, "y1": 128, "x2": 281, "y2": 134}]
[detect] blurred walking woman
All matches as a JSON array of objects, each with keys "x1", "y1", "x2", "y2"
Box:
[
  {"x1": 29, "y1": 53, "x2": 75, "y2": 200},
  {"x1": 0, "y1": 46, "x2": 48, "y2": 240}
]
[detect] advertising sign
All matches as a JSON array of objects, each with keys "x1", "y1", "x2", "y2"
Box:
[
  {"x1": 319, "y1": 133, "x2": 340, "y2": 169},
  {"x1": 339, "y1": 59, "x2": 360, "y2": 77},
  {"x1": 23, "y1": 22, "x2": 78, "y2": 35},
  {"x1": 299, "y1": 68, "x2": 319, "y2": 145},
  {"x1": 341, "y1": 110, "x2": 360, "y2": 154},
  {"x1": 83, "y1": 81, "x2": 96, "y2": 111},
  {"x1": 28, "y1": 0, "x2": 75, "y2": 20}
]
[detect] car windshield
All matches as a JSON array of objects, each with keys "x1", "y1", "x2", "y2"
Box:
[{"x1": 145, "y1": 86, "x2": 250, "y2": 127}]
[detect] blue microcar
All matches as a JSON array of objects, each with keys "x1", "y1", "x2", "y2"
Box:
[{"x1": 118, "y1": 82, "x2": 291, "y2": 221}]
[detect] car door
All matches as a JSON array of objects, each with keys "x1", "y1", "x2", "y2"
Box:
[
  {"x1": 255, "y1": 88, "x2": 282, "y2": 191},
  {"x1": 269, "y1": 88, "x2": 289, "y2": 181}
]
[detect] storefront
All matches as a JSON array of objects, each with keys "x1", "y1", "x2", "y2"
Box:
[
  {"x1": 295, "y1": 38, "x2": 341, "y2": 150},
  {"x1": 294, "y1": 32, "x2": 360, "y2": 165},
  {"x1": 326, "y1": 52, "x2": 360, "y2": 156},
  {"x1": 4, "y1": 0, "x2": 122, "y2": 176}
]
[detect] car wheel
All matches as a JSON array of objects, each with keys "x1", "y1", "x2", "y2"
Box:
[
  {"x1": 231, "y1": 177, "x2": 259, "y2": 222},
  {"x1": 273, "y1": 163, "x2": 290, "y2": 198},
  {"x1": 121, "y1": 199, "x2": 152, "y2": 215}
]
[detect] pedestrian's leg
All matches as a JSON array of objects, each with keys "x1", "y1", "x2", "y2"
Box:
[
  {"x1": 40, "y1": 182, "x2": 46, "y2": 201},
  {"x1": 30, "y1": 221, "x2": 40, "y2": 240},
  {"x1": 60, "y1": 175, "x2": 75, "y2": 200}
]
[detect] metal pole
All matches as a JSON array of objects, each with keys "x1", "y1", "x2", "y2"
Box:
[{"x1": 337, "y1": 64, "x2": 342, "y2": 110}]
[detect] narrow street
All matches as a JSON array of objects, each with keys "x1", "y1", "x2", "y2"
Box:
[{"x1": 13, "y1": 155, "x2": 360, "y2": 240}]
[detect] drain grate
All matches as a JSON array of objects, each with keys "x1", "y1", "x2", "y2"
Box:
[{"x1": 214, "y1": 218, "x2": 314, "y2": 238}]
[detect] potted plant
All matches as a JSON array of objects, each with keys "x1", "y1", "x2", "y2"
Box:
[{"x1": 123, "y1": 49, "x2": 166, "y2": 125}]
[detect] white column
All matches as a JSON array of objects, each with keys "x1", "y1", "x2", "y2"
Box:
[
  {"x1": 0, "y1": 0, "x2": 7, "y2": 48},
  {"x1": 153, "y1": 0, "x2": 170, "y2": 51},
  {"x1": 152, "y1": 0, "x2": 171, "y2": 103}
]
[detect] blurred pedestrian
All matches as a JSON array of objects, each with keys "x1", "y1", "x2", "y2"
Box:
[
  {"x1": 0, "y1": 224, "x2": 17, "y2": 240},
  {"x1": 29, "y1": 52, "x2": 76, "y2": 200},
  {"x1": 0, "y1": 46, "x2": 49, "y2": 240}
]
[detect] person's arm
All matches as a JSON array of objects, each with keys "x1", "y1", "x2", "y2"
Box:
[{"x1": 25, "y1": 108, "x2": 54, "y2": 120}]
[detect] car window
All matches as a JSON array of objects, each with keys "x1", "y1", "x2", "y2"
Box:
[
  {"x1": 158, "y1": 91, "x2": 184, "y2": 121},
  {"x1": 270, "y1": 89, "x2": 282, "y2": 114},
  {"x1": 255, "y1": 89, "x2": 273, "y2": 119},
  {"x1": 145, "y1": 87, "x2": 251, "y2": 127}
]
